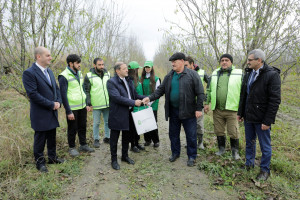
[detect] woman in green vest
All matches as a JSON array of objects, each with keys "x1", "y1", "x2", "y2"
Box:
[
  {"x1": 128, "y1": 61, "x2": 145, "y2": 153},
  {"x1": 140, "y1": 61, "x2": 160, "y2": 147}
]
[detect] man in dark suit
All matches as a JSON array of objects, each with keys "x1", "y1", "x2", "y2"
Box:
[
  {"x1": 22, "y1": 46, "x2": 64, "y2": 173},
  {"x1": 107, "y1": 62, "x2": 144, "y2": 170}
]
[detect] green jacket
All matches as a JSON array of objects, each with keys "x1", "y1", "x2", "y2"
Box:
[{"x1": 142, "y1": 75, "x2": 160, "y2": 111}]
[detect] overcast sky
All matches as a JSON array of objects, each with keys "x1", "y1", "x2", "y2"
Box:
[{"x1": 113, "y1": 0, "x2": 179, "y2": 60}]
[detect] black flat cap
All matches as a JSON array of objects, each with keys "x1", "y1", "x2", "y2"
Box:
[{"x1": 169, "y1": 52, "x2": 186, "y2": 61}]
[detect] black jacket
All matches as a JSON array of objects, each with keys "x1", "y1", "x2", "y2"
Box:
[
  {"x1": 149, "y1": 67, "x2": 205, "y2": 120},
  {"x1": 238, "y1": 64, "x2": 281, "y2": 126}
]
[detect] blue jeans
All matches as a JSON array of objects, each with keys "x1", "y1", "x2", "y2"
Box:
[
  {"x1": 244, "y1": 121, "x2": 272, "y2": 173},
  {"x1": 93, "y1": 108, "x2": 110, "y2": 140},
  {"x1": 169, "y1": 107, "x2": 197, "y2": 159}
]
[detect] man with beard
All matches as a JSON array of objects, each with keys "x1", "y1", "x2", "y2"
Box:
[
  {"x1": 58, "y1": 54, "x2": 94, "y2": 157},
  {"x1": 83, "y1": 58, "x2": 111, "y2": 148}
]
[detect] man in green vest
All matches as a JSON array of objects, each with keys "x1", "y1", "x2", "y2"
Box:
[
  {"x1": 83, "y1": 58, "x2": 110, "y2": 148},
  {"x1": 58, "y1": 54, "x2": 95, "y2": 157},
  {"x1": 185, "y1": 56, "x2": 210, "y2": 149},
  {"x1": 204, "y1": 54, "x2": 242, "y2": 160}
]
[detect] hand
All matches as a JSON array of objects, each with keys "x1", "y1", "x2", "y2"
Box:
[
  {"x1": 204, "y1": 105, "x2": 209, "y2": 114},
  {"x1": 237, "y1": 115, "x2": 244, "y2": 122},
  {"x1": 195, "y1": 111, "x2": 202, "y2": 118},
  {"x1": 67, "y1": 113, "x2": 75, "y2": 120},
  {"x1": 86, "y1": 106, "x2": 92, "y2": 112},
  {"x1": 135, "y1": 100, "x2": 142, "y2": 106},
  {"x1": 142, "y1": 97, "x2": 150, "y2": 105},
  {"x1": 53, "y1": 102, "x2": 60, "y2": 110},
  {"x1": 261, "y1": 124, "x2": 270, "y2": 130}
]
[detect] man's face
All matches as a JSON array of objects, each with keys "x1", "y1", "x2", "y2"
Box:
[
  {"x1": 37, "y1": 48, "x2": 52, "y2": 67},
  {"x1": 70, "y1": 61, "x2": 81, "y2": 72},
  {"x1": 184, "y1": 61, "x2": 194, "y2": 69},
  {"x1": 220, "y1": 57, "x2": 232, "y2": 70},
  {"x1": 247, "y1": 54, "x2": 260, "y2": 70},
  {"x1": 117, "y1": 64, "x2": 128, "y2": 78},
  {"x1": 94, "y1": 60, "x2": 104, "y2": 71},
  {"x1": 171, "y1": 59, "x2": 184, "y2": 72},
  {"x1": 144, "y1": 66, "x2": 152, "y2": 73}
]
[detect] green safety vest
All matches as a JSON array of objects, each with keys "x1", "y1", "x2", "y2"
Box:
[
  {"x1": 87, "y1": 71, "x2": 110, "y2": 109},
  {"x1": 60, "y1": 68, "x2": 86, "y2": 110},
  {"x1": 142, "y1": 76, "x2": 160, "y2": 111},
  {"x1": 209, "y1": 66, "x2": 242, "y2": 111},
  {"x1": 197, "y1": 69, "x2": 205, "y2": 85}
]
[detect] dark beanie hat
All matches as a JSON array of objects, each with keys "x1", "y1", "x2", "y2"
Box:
[
  {"x1": 219, "y1": 54, "x2": 233, "y2": 63},
  {"x1": 169, "y1": 52, "x2": 186, "y2": 61}
]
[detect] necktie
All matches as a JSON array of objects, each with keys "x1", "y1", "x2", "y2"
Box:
[
  {"x1": 123, "y1": 79, "x2": 132, "y2": 99},
  {"x1": 44, "y1": 69, "x2": 51, "y2": 85},
  {"x1": 247, "y1": 71, "x2": 256, "y2": 93}
]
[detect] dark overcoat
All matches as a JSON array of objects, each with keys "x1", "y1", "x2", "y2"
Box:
[
  {"x1": 22, "y1": 63, "x2": 62, "y2": 131},
  {"x1": 107, "y1": 75, "x2": 145, "y2": 130}
]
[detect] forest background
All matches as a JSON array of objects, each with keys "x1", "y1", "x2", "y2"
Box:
[{"x1": 0, "y1": 0, "x2": 299, "y2": 199}]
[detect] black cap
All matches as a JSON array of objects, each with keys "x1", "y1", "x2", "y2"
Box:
[
  {"x1": 169, "y1": 52, "x2": 186, "y2": 61},
  {"x1": 219, "y1": 54, "x2": 233, "y2": 63}
]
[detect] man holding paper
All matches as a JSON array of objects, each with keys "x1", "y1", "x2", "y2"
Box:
[
  {"x1": 107, "y1": 62, "x2": 145, "y2": 170},
  {"x1": 142, "y1": 52, "x2": 205, "y2": 167}
]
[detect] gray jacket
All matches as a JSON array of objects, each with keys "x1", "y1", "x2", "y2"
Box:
[{"x1": 149, "y1": 67, "x2": 205, "y2": 120}]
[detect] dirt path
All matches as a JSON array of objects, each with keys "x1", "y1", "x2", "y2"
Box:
[{"x1": 64, "y1": 98, "x2": 235, "y2": 200}]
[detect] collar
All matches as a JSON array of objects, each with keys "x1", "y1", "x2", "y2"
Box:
[
  {"x1": 67, "y1": 66, "x2": 77, "y2": 75},
  {"x1": 36, "y1": 62, "x2": 47, "y2": 72},
  {"x1": 146, "y1": 73, "x2": 151, "y2": 78}
]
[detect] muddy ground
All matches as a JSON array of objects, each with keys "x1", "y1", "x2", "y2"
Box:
[{"x1": 64, "y1": 98, "x2": 236, "y2": 200}]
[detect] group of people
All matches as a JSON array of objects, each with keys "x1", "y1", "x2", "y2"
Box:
[{"x1": 23, "y1": 46, "x2": 281, "y2": 181}]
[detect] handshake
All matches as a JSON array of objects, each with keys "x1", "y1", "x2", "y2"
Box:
[{"x1": 135, "y1": 97, "x2": 151, "y2": 107}]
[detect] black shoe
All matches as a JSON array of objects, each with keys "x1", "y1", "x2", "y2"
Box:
[
  {"x1": 131, "y1": 146, "x2": 140, "y2": 153},
  {"x1": 144, "y1": 141, "x2": 151, "y2": 146},
  {"x1": 187, "y1": 158, "x2": 195, "y2": 167},
  {"x1": 169, "y1": 154, "x2": 180, "y2": 162},
  {"x1": 121, "y1": 157, "x2": 135, "y2": 165},
  {"x1": 111, "y1": 160, "x2": 120, "y2": 170},
  {"x1": 240, "y1": 165, "x2": 254, "y2": 171},
  {"x1": 256, "y1": 170, "x2": 270, "y2": 181},
  {"x1": 94, "y1": 139, "x2": 100, "y2": 148},
  {"x1": 37, "y1": 164, "x2": 48, "y2": 173},
  {"x1": 137, "y1": 144, "x2": 145, "y2": 150},
  {"x1": 153, "y1": 142, "x2": 160, "y2": 148},
  {"x1": 48, "y1": 157, "x2": 65, "y2": 164},
  {"x1": 103, "y1": 137, "x2": 110, "y2": 144}
]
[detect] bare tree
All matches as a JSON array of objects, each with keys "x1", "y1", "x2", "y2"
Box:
[{"x1": 164, "y1": 0, "x2": 300, "y2": 75}]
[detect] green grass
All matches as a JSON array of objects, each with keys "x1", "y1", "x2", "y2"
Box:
[{"x1": 0, "y1": 90, "x2": 95, "y2": 199}]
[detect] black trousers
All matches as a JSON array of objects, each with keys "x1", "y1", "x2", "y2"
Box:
[
  {"x1": 144, "y1": 110, "x2": 159, "y2": 143},
  {"x1": 67, "y1": 108, "x2": 87, "y2": 148},
  {"x1": 34, "y1": 128, "x2": 57, "y2": 167},
  {"x1": 110, "y1": 113, "x2": 134, "y2": 161}
]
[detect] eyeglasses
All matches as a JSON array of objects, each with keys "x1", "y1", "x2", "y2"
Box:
[{"x1": 247, "y1": 58, "x2": 259, "y2": 62}]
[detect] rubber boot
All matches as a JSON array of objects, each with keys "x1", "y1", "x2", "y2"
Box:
[
  {"x1": 230, "y1": 138, "x2": 241, "y2": 160},
  {"x1": 198, "y1": 134, "x2": 205, "y2": 150},
  {"x1": 215, "y1": 136, "x2": 226, "y2": 156}
]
